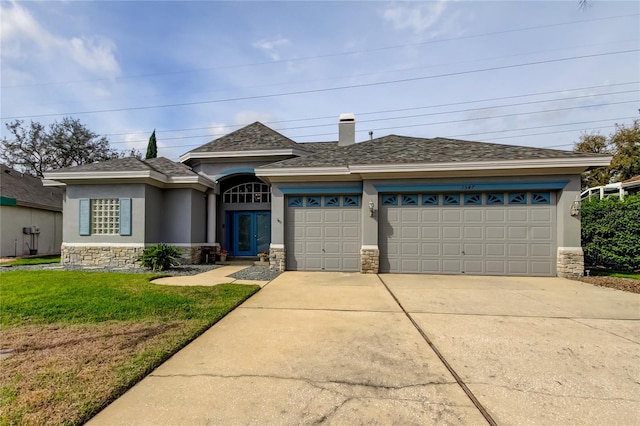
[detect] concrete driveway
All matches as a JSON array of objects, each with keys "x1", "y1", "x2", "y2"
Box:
[{"x1": 90, "y1": 273, "x2": 640, "y2": 425}]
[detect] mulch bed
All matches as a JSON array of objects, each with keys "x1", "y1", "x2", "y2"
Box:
[{"x1": 577, "y1": 276, "x2": 640, "y2": 294}]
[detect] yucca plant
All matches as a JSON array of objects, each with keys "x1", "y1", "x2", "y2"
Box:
[{"x1": 139, "y1": 243, "x2": 183, "y2": 271}]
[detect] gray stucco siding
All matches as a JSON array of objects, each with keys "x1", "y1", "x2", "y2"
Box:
[{"x1": 64, "y1": 184, "x2": 146, "y2": 244}]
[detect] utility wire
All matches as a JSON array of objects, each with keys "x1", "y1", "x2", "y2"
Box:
[
  {"x1": 107, "y1": 100, "x2": 637, "y2": 145},
  {"x1": 3, "y1": 49, "x2": 637, "y2": 120},
  {"x1": 103, "y1": 82, "x2": 640, "y2": 136},
  {"x1": 3, "y1": 13, "x2": 636, "y2": 89}
]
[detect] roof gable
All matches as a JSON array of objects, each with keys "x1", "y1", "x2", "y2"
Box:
[{"x1": 186, "y1": 122, "x2": 300, "y2": 154}]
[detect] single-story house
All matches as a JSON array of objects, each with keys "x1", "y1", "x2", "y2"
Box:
[
  {"x1": 43, "y1": 114, "x2": 611, "y2": 278},
  {"x1": 1, "y1": 164, "x2": 63, "y2": 257}
]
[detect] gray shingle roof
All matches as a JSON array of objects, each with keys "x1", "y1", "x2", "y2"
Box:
[
  {"x1": 186, "y1": 122, "x2": 301, "y2": 153},
  {"x1": 259, "y1": 135, "x2": 603, "y2": 169},
  {"x1": 1, "y1": 165, "x2": 63, "y2": 211},
  {"x1": 48, "y1": 157, "x2": 200, "y2": 178}
]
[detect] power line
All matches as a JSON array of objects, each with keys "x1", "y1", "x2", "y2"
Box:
[
  {"x1": 102, "y1": 82, "x2": 637, "y2": 137},
  {"x1": 108, "y1": 100, "x2": 637, "y2": 145},
  {"x1": 3, "y1": 13, "x2": 636, "y2": 89},
  {"x1": 3, "y1": 49, "x2": 637, "y2": 121}
]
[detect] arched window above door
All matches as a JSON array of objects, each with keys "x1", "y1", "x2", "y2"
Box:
[{"x1": 223, "y1": 182, "x2": 271, "y2": 204}]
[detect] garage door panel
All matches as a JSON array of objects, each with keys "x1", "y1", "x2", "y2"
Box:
[
  {"x1": 508, "y1": 261, "x2": 528, "y2": 275},
  {"x1": 421, "y1": 210, "x2": 440, "y2": 222},
  {"x1": 380, "y1": 191, "x2": 556, "y2": 276},
  {"x1": 343, "y1": 226, "x2": 359, "y2": 238},
  {"x1": 486, "y1": 244, "x2": 505, "y2": 256},
  {"x1": 442, "y1": 259, "x2": 462, "y2": 274},
  {"x1": 442, "y1": 243, "x2": 461, "y2": 256},
  {"x1": 401, "y1": 242, "x2": 420, "y2": 255},
  {"x1": 508, "y1": 210, "x2": 528, "y2": 222},
  {"x1": 531, "y1": 227, "x2": 552, "y2": 240},
  {"x1": 486, "y1": 209, "x2": 506, "y2": 222},
  {"x1": 464, "y1": 260, "x2": 484, "y2": 274},
  {"x1": 508, "y1": 227, "x2": 528, "y2": 239},
  {"x1": 422, "y1": 226, "x2": 440, "y2": 238},
  {"x1": 305, "y1": 210, "x2": 323, "y2": 222},
  {"x1": 421, "y1": 259, "x2": 441, "y2": 273},
  {"x1": 443, "y1": 226, "x2": 461, "y2": 239},
  {"x1": 443, "y1": 210, "x2": 462, "y2": 222},
  {"x1": 400, "y1": 259, "x2": 420, "y2": 273},
  {"x1": 531, "y1": 208, "x2": 552, "y2": 222},
  {"x1": 486, "y1": 261, "x2": 506, "y2": 274},
  {"x1": 531, "y1": 243, "x2": 552, "y2": 257},
  {"x1": 464, "y1": 226, "x2": 483, "y2": 239},
  {"x1": 401, "y1": 209, "x2": 420, "y2": 222},
  {"x1": 531, "y1": 262, "x2": 552, "y2": 276},
  {"x1": 508, "y1": 243, "x2": 528, "y2": 257},
  {"x1": 401, "y1": 226, "x2": 419, "y2": 238},
  {"x1": 464, "y1": 210, "x2": 483, "y2": 222},
  {"x1": 324, "y1": 226, "x2": 341, "y2": 238},
  {"x1": 422, "y1": 243, "x2": 440, "y2": 255},
  {"x1": 485, "y1": 226, "x2": 505, "y2": 240},
  {"x1": 463, "y1": 243, "x2": 483, "y2": 256}
]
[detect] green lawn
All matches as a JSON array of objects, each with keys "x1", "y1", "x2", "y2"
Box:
[
  {"x1": 0, "y1": 255, "x2": 60, "y2": 266},
  {"x1": 0, "y1": 270, "x2": 259, "y2": 425},
  {"x1": 590, "y1": 270, "x2": 640, "y2": 280}
]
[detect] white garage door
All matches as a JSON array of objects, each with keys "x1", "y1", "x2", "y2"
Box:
[
  {"x1": 380, "y1": 192, "x2": 556, "y2": 276},
  {"x1": 285, "y1": 195, "x2": 361, "y2": 271}
]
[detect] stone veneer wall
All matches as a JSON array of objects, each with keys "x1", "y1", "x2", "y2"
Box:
[
  {"x1": 62, "y1": 245, "x2": 145, "y2": 268},
  {"x1": 360, "y1": 247, "x2": 380, "y2": 274},
  {"x1": 557, "y1": 247, "x2": 584, "y2": 279},
  {"x1": 269, "y1": 246, "x2": 286, "y2": 272},
  {"x1": 62, "y1": 244, "x2": 219, "y2": 268}
]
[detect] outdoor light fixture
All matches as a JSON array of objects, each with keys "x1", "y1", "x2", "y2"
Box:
[
  {"x1": 570, "y1": 199, "x2": 581, "y2": 217},
  {"x1": 368, "y1": 200, "x2": 375, "y2": 217}
]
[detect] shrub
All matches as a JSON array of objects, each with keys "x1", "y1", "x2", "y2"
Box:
[
  {"x1": 139, "y1": 243, "x2": 183, "y2": 271},
  {"x1": 581, "y1": 194, "x2": 640, "y2": 271}
]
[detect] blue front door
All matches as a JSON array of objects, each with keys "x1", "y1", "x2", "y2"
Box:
[{"x1": 232, "y1": 211, "x2": 271, "y2": 256}]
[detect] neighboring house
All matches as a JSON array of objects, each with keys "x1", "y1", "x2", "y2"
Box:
[
  {"x1": 43, "y1": 114, "x2": 611, "y2": 278},
  {"x1": 0, "y1": 165, "x2": 63, "y2": 257},
  {"x1": 581, "y1": 175, "x2": 640, "y2": 200}
]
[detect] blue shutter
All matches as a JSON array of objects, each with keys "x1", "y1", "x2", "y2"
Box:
[
  {"x1": 119, "y1": 198, "x2": 132, "y2": 236},
  {"x1": 79, "y1": 198, "x2": 90, "y2": 236}
]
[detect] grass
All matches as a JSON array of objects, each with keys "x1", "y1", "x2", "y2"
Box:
[
  {"x1": 0, "y1": 270, "x2": 259, "y2": 425},
  {"x1": 0, "y1": 255, "x2": 61, "y2": 266},
  {"x1": 588, "y1": 270, "x2": 640, "y2": 280}
]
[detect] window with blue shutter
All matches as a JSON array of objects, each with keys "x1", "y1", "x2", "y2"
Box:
[
  {"x1": 79, "y1": 198, "x2": 90, "y2": 236},
  {"x1": 119, "y1": 198, "x2": 132, "y2": 236}
]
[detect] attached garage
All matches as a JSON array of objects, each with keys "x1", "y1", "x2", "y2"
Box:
[
  {"x1": 379, "y1": 191, "x2": 557, "y2": 276},
  {"x1": 285, "y1": 195, "x2": 361, "y2": 271}
]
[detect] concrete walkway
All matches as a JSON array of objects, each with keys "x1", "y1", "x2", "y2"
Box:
[
  {"x1": 89, "y1": 272, "x2": 640, "y2": 425},
  {"x1": 151, "y1": 265, "x2": 270, "y2": 287}
]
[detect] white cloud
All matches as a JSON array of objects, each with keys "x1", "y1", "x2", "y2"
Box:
[
  {"x1": 0, "y1": 1, "x2": 120, "y2": 78},
  {"x1": 252, "y1": 37, "x2": 290, "y2": 60},
  {"x1": 381, "y1": 1, "x2": 449, "y2": 35}
]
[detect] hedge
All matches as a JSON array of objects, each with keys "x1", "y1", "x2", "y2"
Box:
[{"x1": 581, "y1": 194, "x2": 640, "y2": 271}]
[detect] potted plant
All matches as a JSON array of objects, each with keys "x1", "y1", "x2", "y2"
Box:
[
  {"x1": 258, "y1": 251, "x2": 269, "y2": 263},
  {"x1": 219, "y1": 249, "x2": 228, "y2": 262}
]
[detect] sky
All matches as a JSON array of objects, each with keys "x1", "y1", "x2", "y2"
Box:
[{"x1": 1, "y1": 0, "x2": 639, "y2": 162}]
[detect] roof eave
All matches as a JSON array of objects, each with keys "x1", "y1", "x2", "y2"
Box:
[
  {"x1": 255, "y1": 167, "x2": 350, "y2": 177},
  {"x1": 180, "y1": 148, "x2": 307, "y2": 163},
  {"x1": 348, "y1": 157, "x2": 612, "y2": 173}
]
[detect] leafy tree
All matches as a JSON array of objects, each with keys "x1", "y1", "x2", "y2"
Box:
[
  {"x1": 609, "y1": 121, "x2": 640, "y2": 182},
  {"x1": 145, "y1": 129, "x2": 158, "y2": 159},
  {"x1": 1, "y1": 118, "x2": 121, "y2": 177},
  {"x1": 573, "y1": 119, "x2": 640, "y2": 189},
  {"x1": 574, "y1": 133, "x2": 611, "y2": 188}
]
